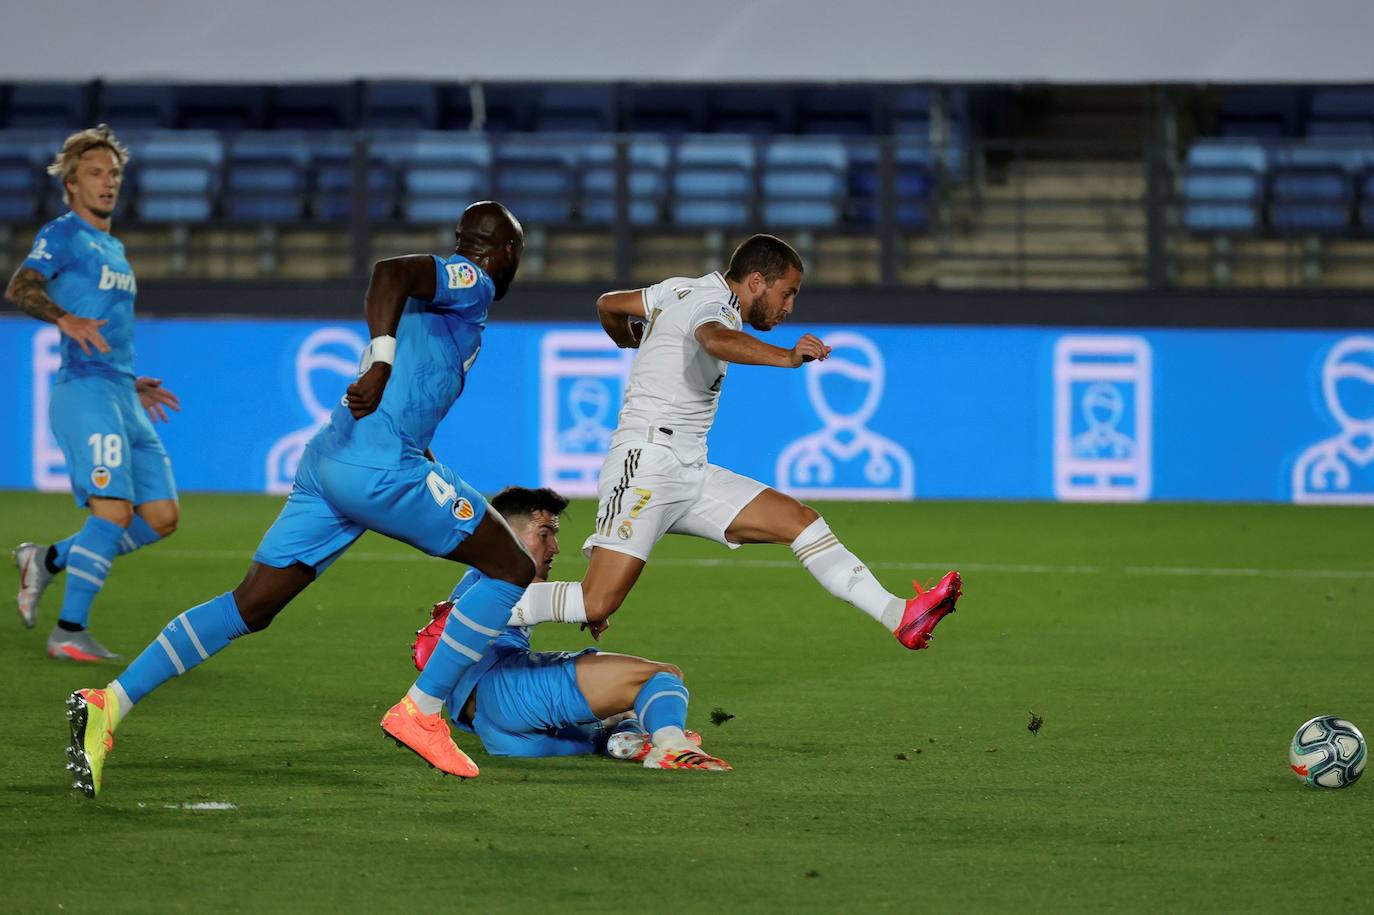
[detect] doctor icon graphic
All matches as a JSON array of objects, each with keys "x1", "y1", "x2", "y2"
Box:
[
  {"x1": 1292, "y1": 335, "x2": 1374, "y2": 505},
  {"x1": 775, "y1": 331, "x2": 915, "y2": 499}
]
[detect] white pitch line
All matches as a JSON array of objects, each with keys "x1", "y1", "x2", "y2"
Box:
[{"x1": 153, "y1": 549, "x2": 1374, "y2": 580}]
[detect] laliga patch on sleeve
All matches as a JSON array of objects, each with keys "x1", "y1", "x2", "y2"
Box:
[
  {"x1": 718, "y1": 304, "x2": 740, "y2": 326},
  {"x1": 445, "y1": 262, "x2": 478, "y2": 289}
]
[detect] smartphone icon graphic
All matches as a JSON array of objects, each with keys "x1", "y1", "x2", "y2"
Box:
[{"x1": 1054, "y1": 335, "x2": 1152, "y2": 501}]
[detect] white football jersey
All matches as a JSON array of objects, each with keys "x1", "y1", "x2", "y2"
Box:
[{"x1": 610, "y1": 271, "x2": 743, "y2": 462}]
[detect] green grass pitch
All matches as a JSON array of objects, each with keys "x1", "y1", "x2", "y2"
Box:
[{"x1": 1, "y1": 492, "x2": 1371, "y2": 912}]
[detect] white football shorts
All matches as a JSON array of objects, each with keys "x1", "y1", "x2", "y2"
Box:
[{"x1": 582, "y1": 441, "x2": 768, "y2": 562}]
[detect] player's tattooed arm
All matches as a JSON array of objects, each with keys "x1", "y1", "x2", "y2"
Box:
[
  {"x1": 5, "y1": 267, "x2": 66, "y2": 322},
  {"x1": 695, "y1": 323, "x2": 829, "y2": 368},
  {"x1": 596, "y1": 289, "x2": 648, "y2": 348},
  {"x1": 347, "y1": 255, "x2": 438, "y2": 419},
  {"x1": 5, "y1": 267, "x2": 110, "y2": 354}
]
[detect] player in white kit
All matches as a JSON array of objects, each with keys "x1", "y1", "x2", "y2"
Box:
[{"x1": 512, "y1": 234, "x2": 961, "y2": 649}]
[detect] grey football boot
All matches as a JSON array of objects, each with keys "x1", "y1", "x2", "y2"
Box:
[
  {"x1": 12, "y1": 542, "x2": 56, "y2": 628},
  {"x1": 47, "y1": 627, "x2": 121, "y2": 662}
]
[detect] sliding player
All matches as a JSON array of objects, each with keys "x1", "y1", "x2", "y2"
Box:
[
  {"x1": 412, "y1": 486, "x2": 728, "y2": 770},
  {"x1": 507, "y1": 234, "x2": 962, "y2": 647}
]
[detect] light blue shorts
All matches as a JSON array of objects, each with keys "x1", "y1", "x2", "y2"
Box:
[
  {"x1": 470, "y1": 647, "x2": 602, "y2": 757},
  {"x1": 49, "y1": 374, "x2": 177, "y2": 508},
  {"x1": 253, "y1": 448, "x2": 487, "y2": 576}
]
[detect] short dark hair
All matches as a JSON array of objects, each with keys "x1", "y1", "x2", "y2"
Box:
[
  {"x1": 724, "y1": 234, "x2": 804, "y2": 284},
  {"x1": 490, "y1": 486, "x2": 569, "y2": 522}
]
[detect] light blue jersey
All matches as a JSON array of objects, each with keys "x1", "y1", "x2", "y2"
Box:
[
  {"x1": 23, "y1": 211, "x2": 138, "y2": 381},
  {"x1": 310, "y1": 254, "x2": 493, "y2": 469},
  {"x1": 446, "y1": 569, "x2": 602, "y2": 757},
  {"x1": 253, "y1": 253, "x2": 495, "y2": 574}
]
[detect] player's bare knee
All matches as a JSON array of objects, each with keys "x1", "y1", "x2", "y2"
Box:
[
  {"x1": 142, "y1": 505, "x2": 179, "y2": 537},
  {"x1": 657, "y1": 662, "x2": 684, "y2": 681},
  {"x1": 91, "y1": 499, "x2": 134, "y2": 528},
  {"x1": 798, "y1": 503, "x2": 821, "y2": 531}
]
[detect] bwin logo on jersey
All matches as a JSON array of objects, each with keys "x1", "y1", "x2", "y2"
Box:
[{"x1": 98, "y1": 264, "x2": 136, "y2": 293}]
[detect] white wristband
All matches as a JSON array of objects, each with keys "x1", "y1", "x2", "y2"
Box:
[{"x1": 368, "y1": 335, "x2": 397, "y2": 365}]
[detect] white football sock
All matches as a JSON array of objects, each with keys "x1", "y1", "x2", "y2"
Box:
[
  {"x1": 651, "y1": 725, "x2": 691, "y2": 750},
  {"x1": 791, "y1": 517, "x2": 905, "y2": 630},
  {"x1": 406, "y1": 684, "x2": 444, "y2": 716},
  {"x1": 507, "y1": 580, "x2": 587, "y2": 626}
]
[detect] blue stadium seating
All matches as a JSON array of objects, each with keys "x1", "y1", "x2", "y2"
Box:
[
  {"x1": 580, "y1": 135, "x2": 669, "y2": 225},
  {"x1": 7, "y1": 85, "x2": 85, "y2": 129},
  {"x1": 708, "y1": 87, "x2": 793, "y2": 135},
  {"x1": 761, "y1": 138, "x2": 846, "y2": 227},
  {"x1": 311, "y1": 141, "x2": 396, "y2": 222},
  {"x1": 493, "y1": 136, "x2": 578, "y2": 224},
  {"x1": 671, "y1": 135, "x2": 754, "y2": 226},
  {"x1": 224, "y1": 132, "x2": 310, "y2": 222},
  {"x1": 269, "y1": 85, "x2": 353, "y2": 130},
  {"x1": 98, "y1": 85, "x2": 175, "y2": 131},
  {"x1": 796, "y1": 86, "x2": 878, "y2": 136},
  {"x1": 533, "y1": 86, "x2": 616, "y2": 133},
  {"x1": 134, "y1": 131, "x2": 222, "y2": 222},
  {"x1": 1361, "y1": 171, "x2": 1374, "y2": 232},
  {"x1": 623, "y1": 86, "x2": 704, "y2": 134},
  {"x1": 1269, "y1": 167, "x2": 1351, "y2": 234},
  {"x1": 175, "y1": 85, "x2": 266, "y2": 130},
  {"x1": 362, "y1": 83, "x2": 439, "y2": 130},
  {"x1": 1216, "y1": 88, "x2": 1299, "y2": 139},
  {"x1": 0, "y1": 153, "x2": 37, "y2": 220},
  {"x1": 1180, "y1": 142, "x2": 1267, "y2": 233},
  {"x1": 374, "y1": 132, "x2": 490, "y2": 224}
]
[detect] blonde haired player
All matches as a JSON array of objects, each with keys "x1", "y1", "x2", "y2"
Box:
[
  {"x1": 508, "y1": 234, "x2": 961, "y2": 649},
  {"x1": 6, "y1": 125, "x2": 182, "y2": 661}
]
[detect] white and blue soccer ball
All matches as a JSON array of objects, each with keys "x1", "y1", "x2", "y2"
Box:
[{"x1": 1289, "y1": 716, "x2": 1366, "y2": 789}]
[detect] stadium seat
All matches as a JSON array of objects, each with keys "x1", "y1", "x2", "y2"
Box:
[
  {"x1": 846, "y1": 141, "x2": 935, "y2": 229},
  {"x1": 761, "y1": 137, "x2": 846, "y2": 227},
  {"x1": 533, "y1": 86, "x2": 616, "y2": 133},
  {"x1": 269, "y1": 85, "x2": 354, "y2": 130},
  {"x1": 1307, "y1": 120, "x2": 1374, "y2": 140},
  {"x1": 671, "y1": 134, "x2": 755, "y2": 227},
  {"x1": 362, "y1": 82, "x2": 440, "y2": 130},
  {"x1": 1180, "y1": 142, "x2": 1267, "y2": 233},
  {"x1": 796, "y1": 85, "x2": 879, "y2": 137},
  {"x1": 0, "y1": 153, "x2": 37, "y2": 220},
  {"x1": 174, "y1": 85, "x2": 266, "y2": 130},
  {"x1": 133, "y1": 131, "x2": 222, "y2": 222},
  {"x1": 493, "y1": 135, "x2": 577, "y2": 224},
  {"x1": 311, "y1": 142, "x2": 397, "y2": 222},
  {"x1": 6, "y1": 85, "x2": 85, "y2": 129},
  {"x1": 224, "y1": 132, "x2": 310, "y2": 223},
  {"x1": 707, "y1": 86, "x2": 793, "y2": 135},
  {"x1": 1215, "y1": 87, "x2": 1299, "y2": 139},
  {"x1": 98, "y1": 85, "x2": 175, "y2": 130},
  {"x1": 1269, "y1": 166, "x2": 1351, "y2": 234},
  {"x1": 623, "y1": 85, "x2": 705, "y2": 134},
  {"x1": 1360, "y1": 171, "x2": 1374, "y2": 233},
  {"x1": 373, "y1": 132, "x2": 490, "y2": 224},
  {"x1": 579, "y1": 135, "x2": 669, "y2": 225},
  {"x1": 472, "y1": 84, "x2": 537, "y2": 132}
]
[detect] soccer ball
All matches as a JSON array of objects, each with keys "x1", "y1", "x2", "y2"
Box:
[{"x1": 1289, "y1": 716, "x2": 1366, "y2": 789}]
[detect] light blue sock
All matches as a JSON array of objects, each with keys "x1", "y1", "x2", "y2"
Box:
[
  {"x1": 409, "y1": 577, "x2": 526, "y2": 714},
  {"x1": 634, "y1": 672, "x2": 690, "y2": 742},
  {"x1": 53, "y1": 515, "x2": 161, "y2": 570},
  {"x1": 113, "y1": 592, "x2": 251, "y2": 706},
  {"x1": 57, "y1": 516, "x2": 125, "y2": 628}
]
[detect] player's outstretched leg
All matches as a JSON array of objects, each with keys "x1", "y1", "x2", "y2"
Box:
[
  {"x1": 383, "y1": 511, "x2": 534, "y2": 778},
  {"x1": 64, "y1": 562, "x2": 311, "y2": 797},
  {"x1": 728, "y1": 489, "x2": 962, "y2": 651}
]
